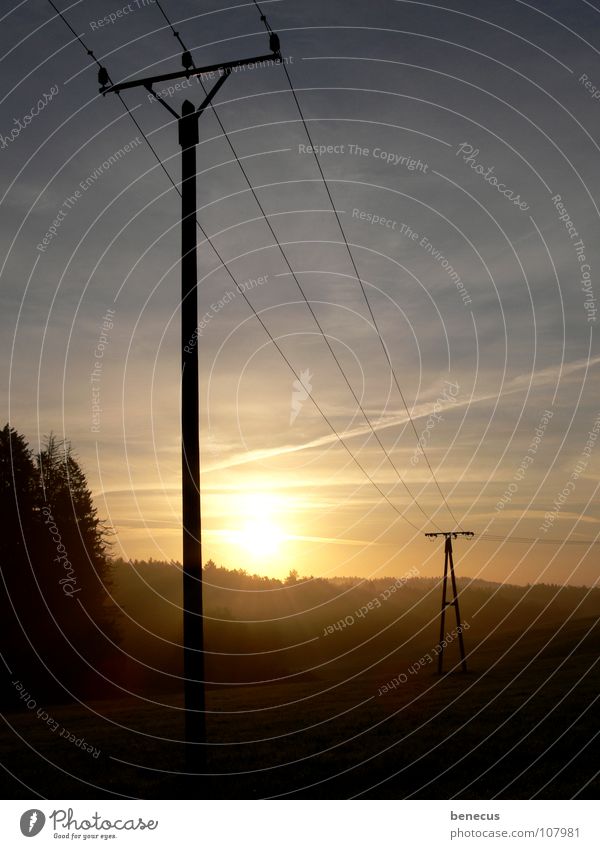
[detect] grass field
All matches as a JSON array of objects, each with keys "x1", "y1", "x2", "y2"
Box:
[{"x1": 1, "y1": 612, "x2": 598, "y2": 799}]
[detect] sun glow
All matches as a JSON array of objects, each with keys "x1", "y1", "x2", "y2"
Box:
[
  {"x1": 228, "y1": 492, "x2": 287, "y2": 560},
  {"x1": 239, "y1": 517, "x2": 284, "y2": 558}
]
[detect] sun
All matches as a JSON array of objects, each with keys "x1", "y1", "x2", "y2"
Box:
[
  {"x1": 228, "y1": 492, "x2": 287, "y2": 560},
  {"x1": 239, "y1": 517, "x2": 284, "y2": 558}
]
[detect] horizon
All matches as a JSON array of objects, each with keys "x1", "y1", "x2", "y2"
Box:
[{"x1": 108, "y1": 550, "x2": 599, "y2": 589}]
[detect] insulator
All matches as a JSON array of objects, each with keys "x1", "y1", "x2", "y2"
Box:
[
  {"x1": 98, "y1": 67, "x2": 109, "y2": 87},
  {"x1": 269, "y1": 32, "x2": 280, "y2": 54},
  {"x1": 182, "y1": 50, "x2": 193, "y2": 70}
]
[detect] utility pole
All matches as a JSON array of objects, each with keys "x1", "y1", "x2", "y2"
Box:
[
  {"x1": 100, "y1": 38, "x2": 281, "y2": 770},
  {"x1": 425, "y1": 531, "x2": 474, "y2": 673}
]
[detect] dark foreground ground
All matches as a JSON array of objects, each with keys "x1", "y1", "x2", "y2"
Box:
[{"x1": 1, "y1": 613, "x2": 598, "y2": 799}]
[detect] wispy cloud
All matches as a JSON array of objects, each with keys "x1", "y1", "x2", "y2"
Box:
[
  {"x1": 205, "y1": 356, "x2": 600, "y2": 473},
  {"x1": 206, "y1": 529, "x2": 377, "y2": 547}
]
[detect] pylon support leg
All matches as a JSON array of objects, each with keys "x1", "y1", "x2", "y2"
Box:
[{"x1": 437, "y1": 537, "x2": 450, "y2": 674}]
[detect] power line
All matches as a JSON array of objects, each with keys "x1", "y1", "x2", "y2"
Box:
[
  {"x1": 478, "y1": 535, "x2": 600, "y2": 546},
  {"x1": 251, "y1": 0, "x2": 463, "y2": 531},
  {"x1": 281, "y1": 47, "x2": 462, "y2": 530},
  {"x1": 153, "y1": 0, "x2": 442, "y2": 531},
  {"x1": 46, "y1": 0, "x2": 179, "y2": 200},
  {"x1": 45, "y1": 0, "x2": 427, "y2": 532},
  {"x1": 146, "y1": 1, "x2": 600, "y2": 552}
]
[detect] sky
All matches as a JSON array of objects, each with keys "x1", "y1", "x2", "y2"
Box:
[{"x1": 1, "y1": 0, "x2": 600, "y2": 584}]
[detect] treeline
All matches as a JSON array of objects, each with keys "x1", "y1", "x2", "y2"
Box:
[{"x1": 0, "y1": 425, "x2": 119, "y2": 708}]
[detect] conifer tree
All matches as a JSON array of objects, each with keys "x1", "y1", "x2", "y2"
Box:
[{"x1": 0, "y1": 426, "x2": 120, "y2": 706}]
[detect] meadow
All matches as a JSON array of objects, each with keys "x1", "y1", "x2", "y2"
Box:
[{"x1": 1, "y1": 562, "x2": 598, "y2": 799}]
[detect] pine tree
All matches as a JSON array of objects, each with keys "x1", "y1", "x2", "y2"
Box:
[
  {"x1": 0, "y1": 425, "x2": 56, "y2": 705},
  {"x1": 36, "y1": 434, "x2": 120, "y2": 686},
  {"x1": 0, "y1": 426, "x2": 120, "y2": 706},
  {"x1": 37, "y1": 434, "x2": 112, "y2": 593}
]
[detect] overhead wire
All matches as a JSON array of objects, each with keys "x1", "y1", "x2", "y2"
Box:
[
  {"x1": 251, "y1": 0, "x2": 463, "y2": 532},
  {"x1": 44, "y1": 0, "x2": 430, "y2": 532},
  {"x1": 41, "y1": 2, "x2": 600, "y2": 546},
  {"x1": 478, "y1": 535, "x2": 600, "y2": 545},
  {"x1": 152, "y1": 0, "x2": 442, "y2": 531}
]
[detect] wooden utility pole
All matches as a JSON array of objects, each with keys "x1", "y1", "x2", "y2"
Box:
[{"x1": 100, "y1": 42, "x2": 280, "y2": 769}]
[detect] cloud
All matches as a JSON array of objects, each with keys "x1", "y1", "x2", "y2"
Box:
[{"x1": 204, "y1": 354, "x2": 600, "y2": 473}]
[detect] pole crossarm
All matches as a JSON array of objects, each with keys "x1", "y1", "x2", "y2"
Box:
[
  {"x1": 184, "y1": 69, "x2": 231, "y2": 120},
  {"x1": 425, "y1": 531, "x2": 474, "y2": 539},
  {"x1": 145, "y1": 84, "x2": 180, "y2": 120},
  {"x1": 145, "y1": 69, "x2": 232, "y2": 141},
  {"x1": 99, "y1": 51, "x2": 280, "y2": 95}
]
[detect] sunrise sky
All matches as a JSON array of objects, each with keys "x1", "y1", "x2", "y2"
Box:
[{"x1": 2, "y1": 0, "x2": 600, "y2": 585}]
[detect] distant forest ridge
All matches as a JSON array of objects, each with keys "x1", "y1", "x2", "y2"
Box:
[{"x1": 111, "y1": 557, "x2": 599, "y2": 592}]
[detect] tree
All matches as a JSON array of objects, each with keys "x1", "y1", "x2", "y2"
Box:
[
  {"x1": 0, "y1": 424, "x2": 38, "y2": 564},
  {"x1": 0, "y1": 426, "x2": 120, "y2": 707},
  {"x1": 37, "y1": 435, "x2": 114, "y2": 599}
]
